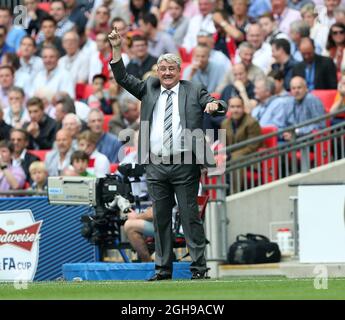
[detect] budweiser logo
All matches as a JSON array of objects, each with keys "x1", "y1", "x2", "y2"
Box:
[{"x1": 0, "y1": 221, "x2": 42, "y2": 252}]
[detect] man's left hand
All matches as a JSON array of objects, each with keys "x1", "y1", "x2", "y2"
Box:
[{"x1": 205, "y1": 102, "x2": 219, "y2": 114}]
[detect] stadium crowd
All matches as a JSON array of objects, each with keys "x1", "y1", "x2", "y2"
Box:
[{"x1": 0, "y1": 0, "x2": 345, "y2": 193}]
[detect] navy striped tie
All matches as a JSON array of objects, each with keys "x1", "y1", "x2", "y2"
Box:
[{"x1": 163, "y1": 90, "x2": 173, "y2": 153}]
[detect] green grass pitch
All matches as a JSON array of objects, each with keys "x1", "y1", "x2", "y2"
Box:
[{"x1": 1, "y1": 277, "x2": 345, "y2": 300}]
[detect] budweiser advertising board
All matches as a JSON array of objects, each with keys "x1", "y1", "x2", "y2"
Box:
[{"x1": 0, "y1": 210, "x2": 43, "y2": 281}]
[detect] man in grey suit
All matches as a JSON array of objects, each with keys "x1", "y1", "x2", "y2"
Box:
[{"x1": 108, "y1": 28, "x2": 227, "y2": 281}]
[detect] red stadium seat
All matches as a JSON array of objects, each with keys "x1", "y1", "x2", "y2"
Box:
[
  {"x1": 75, "y1": 83, "x2": 87, "y2": 100},
  {"x1": 311, "y1": 90, "x2": 337, "y2": 113},
  {"x1": 28, "y1": 149, "x2": 51, "y2": 161},
  {"x1": 109, "y1": 163, "x2": 119, "y2": 173},
  {"x1": 103, "y1": 114, "x2": 112, "y2": 132},
  {"x1": 37, "y1": 2, "x2": 51, "y2": 12},
  {"x1": 83, "y1": 85, "x2": 94, "y2": 99},
  {"x1": 178, "y1": 47, "x2": 192, "y2": 63}
]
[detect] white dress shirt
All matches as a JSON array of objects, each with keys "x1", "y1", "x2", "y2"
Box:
[
  {"x1": 58, "y1": 50, "x2": 89, "y2": 84},
  {"x1": 150, "y1": 83, "x2": 185, "y2": 156},
  {"x1": 31, "y1": 66, "x2": 75, "y2": 99}
]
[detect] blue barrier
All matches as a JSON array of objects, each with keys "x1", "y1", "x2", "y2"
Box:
[{"x1": 0, "y1": 197, "x2": 96, "y2": 281}]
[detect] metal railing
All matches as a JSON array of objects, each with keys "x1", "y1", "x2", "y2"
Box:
[{"x1": 222, "y1": 109, "x2": 345, "y2": 195}]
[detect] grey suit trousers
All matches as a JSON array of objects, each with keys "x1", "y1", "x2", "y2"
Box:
[{"x1": 145, "y1": 162, "x2": 207, "y2": 275}]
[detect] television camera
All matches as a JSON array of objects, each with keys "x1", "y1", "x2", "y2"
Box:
[{"x1": 47, "y1": 164, "x2": 146, "y2": 254}]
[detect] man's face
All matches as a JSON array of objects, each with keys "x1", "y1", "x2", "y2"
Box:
[
  {"x1": 271, "y1": 0, "x2": 286, "y2": 15},
  {"x1": 0, "y1": 9, "x2": 10, "y2": 26},
  {"x1": 95, "y1": 33, "x2": 108, "y2": 52},
  {"x1": 0, "y1": 68, "x2": 14, "y2": 89},
  {"x1": 131, "y1": 40, "x2": 148, "y2": 60},
  {"x1": 28, "y1": 105, "x2": 44, "y2": 122},
  {"x1": 54, "y1": 103, "x2": 65, "y2": 122},
  {"x1": 290, "y1": 78, "x2": 307, "y2": 101},
  {"x1": 88, "y1": 113, "x2": 104, "y2": 134},
  {"x1": 229, "y1": 97, "x2": 245, "y2": 121},
  {"x1": 10, "y1": 131, "x2": 28, "y2": 154},
  {"x1": 168, "y1": 1, "x2": 183, "y2": 20},
  {"x1": 271, "y1": 44, "x2": 283, "y2": 62},
  {"x1": 92, "y1": 78, "x2": 105, "y2": 92},
  {"x1": 20, "y1": 38, "x2": 36, "y2": 58},
  {"x1": 254, "y1": 80, "x2": 270, "y2": 102},
  {"x1": 232, "y1": 0, "x2": 248, "y2": 16},
  {"x1": 50, "y1": 2, "x2": 65, "y2": 22},
  {"x1": 72, "y1": 159, "x2": 88, "y2": 174},
  {"x1": 259, "y1": 17, "x2": 274, "y2": 38},
  {"x1": 299, "y1": 41, "x2": 315, "y2": 64},
  {"x1": 239, "y1": 47, "x2": 254, "y2": 67},
  {"x1": 112, "y1": 21, "x2": 128, "y2": 38},
  {"x1": 95, "y1": 7, "x2": 110, "y2": 24},
  {"x1": 62, "y1": 33, "x2": 79, "y2": 56},
  {"x1": 123, "y1": 102, "x2": 140, "y2": 123},
  {"x1": 247, "y1": 25, "x2": 264, "y2": 50},
  {"x1": 199, "y1": 0, "x2": 214, "y2": 17},
  {"x1": 325, "y1": 0, "x2": 341, "y2": 13},
  {"x1": 157, "y1": 60, "x2": 181, "y2": 89},
  {"x1": 41, "y1": 21, "x2": 56, "y2": 39},
  {"x1": 56, "y1": 131, "x2": 72, "y2": 154},
  {"x1": 233, "y1": 64, "x2": 247, "y2": 83},
  {"x1": 193, "y1": 46, "x2": 210, "y2": 70},
  {"x1": 42, "y1": 48, "x2": 59, "y2": 72},
  {"x1": 62, "y1": 117, "x2": 80, "y2": 137},
  {"x1": 8, "y1": 91, "x2": 24, "y2": 114},
  {"x1": 24, "y1": 0, "x2": 37, "y2": 11}
]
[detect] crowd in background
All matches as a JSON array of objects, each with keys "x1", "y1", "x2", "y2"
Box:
[{"x1": 1, "y1": 0, "x2": 345, "y2": 193}]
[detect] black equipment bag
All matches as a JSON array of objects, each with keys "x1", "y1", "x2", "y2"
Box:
[{"x1": 227, "y1": 233, "x2": 281, "y2": 264}]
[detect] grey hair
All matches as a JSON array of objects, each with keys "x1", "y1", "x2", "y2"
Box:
[
  {"x1": 290, "y1": 20, "x2": 310, "y2": 37},
  {"x1": 238, "y1": 41, "x2": 255, "y2": 52},
  {"x1": 63, "y1": 113, "x2": 82, "y2": 128},
  {"x1": 88, "y1": 108, "x2": 104, "y2": 119},
  {"x1": 157, "y1": 53, "x2": 181, "y2": 70},
  {"x1": 255, "y1": 76, "x2": 276, "y2": 95}
]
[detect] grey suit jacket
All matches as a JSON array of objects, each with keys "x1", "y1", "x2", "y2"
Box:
[{"x1": 110, "y1": 59, "x2": 227, "y2": 166}]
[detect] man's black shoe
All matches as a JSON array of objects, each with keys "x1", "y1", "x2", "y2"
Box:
[
  {"x1": 147, "y1": 273, "x2": 172, "y2": 281},
  {"x1": 191, "y1": 271, "x2": 209, "y2": 280}
]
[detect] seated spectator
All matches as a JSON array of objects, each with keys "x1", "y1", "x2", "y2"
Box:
[
  {"x1": 220, "y1": 63, "x2": 256, "y2": 113},
  {"x1": 87, "y1": 74, "x2": 113, "y2": 115},
  {"x1": 69, "y1": 150, "x2": 94, "y2": 177},
  {"x1": 4, "y1": 87, "x2": 30, "y2": 128},
  {"x1": 182, "y1": 44, "x2": 225, "y2": 92},
  {"x1": 318, "y1": 0, "x2": 340, "y2": 28},
  {"x1": 87, "y1": 108, "x2": 123, "y2": 163},
  {"x1": 216, "y1": 42, "x2": 265, "y2": 93},
  {"x1": 109, "y1": 95, "x2": 140, "y2": 140},
  {"x1": 23, "y1": 97, "x2": 58, "y2": 150},
  {"x1": 196, "y1": 30, "x2": 232, "y2": 72},
  {"x1": 45, "y1": 128, "x2": 75, "y2": 176},
  {"x1": 292, "y1": 37, "x2": 338, "y2": 90},
  {"x1": 36, "y1": 16, "x2": 65, "y2": 58},
  {"x1": 15, "y1": 36, "x2": 44, "y2": 96},
  {"x1": 139, "y1": 13, "x2": 178, "y2": 58},
  {"x1": 330, "y1": 74, "x2": 345, "y2": 125},
  {"x1": 10, "y1": 128, "x2": 39, "y2": 184},
  {"x1": 301, "y1": 3, "x2": 329, "y2": 51},
  {"x1": 86, "y1": 5, "x2": 111, "y2": 41},
  {"x1": 0, "y1": 140, "x2": 26, "y2": 192},
  {"x1": 0, "y1": 65, "x2": 15, "y2": 110},
  {"x1": 125, "y1": 34, "x2": 158, "y2": 80},
  {"x1": 163, "y1": 0, "x2": 189, "y2": 47},
  {"x1": 0, "y1": 25, "x2": 15, "y2": 64},
  {"x1": 251, "y1": 76, "x2": 287, "y2": 129},
  {"x1": 31, "y1": 45, "x2": 75, "y2": 98},
  {"x1": 282, "y1": 76, "x2": 326, "y2": 141},
  {"x1": 62, "y1": 113, "x2": 82, "y2": 149},
  {"x1": 129, "y1": 0, "x2": 153, "y2": 29},
  {"x1": 124, "y1": 207, "x2": 154, "y2": 262},
  {"x1": 77, "y1": 130, "x2": 110, "y2": 177},
  {"x1": 58, "y1": 31, "x2": 89, "y2": 84},
  {"x1": 182, "y1": 0, "x2": 216, "y2": 53},
  {"x1": 0, "y1": 7, "x2": 26, "y2": 52},
  {"x1": 258, "y1": 12, "x2": 290, "y2": 44},
  {"x1": 271, "y1": 38, "x2": 298, "y2": 91},
  {"x1": 323, "y1": 22, "x2": 345, "y2": 73},
  {"x1": 24, "y1": 0, "x2": 50, "y2": 37},
  {"x1": 268, "y1": 69, "x2": 289, "y2": 97},
  {"x1": 0, "y1": 106, "x2": 11, "y2": 140},
  {"x1": 221, "y1": 96, "x2": 262, "y2": 160},
  {"x1": 271, "y1": 0, "x2": 301, "y2": 35},
  {"x1": 28, "y1": 161, "x2": 48, "y2": 191}
]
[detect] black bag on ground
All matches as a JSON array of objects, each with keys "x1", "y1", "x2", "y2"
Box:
[{"x1": 227, "y1": 233, "x2": 281, "y2": 264}]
